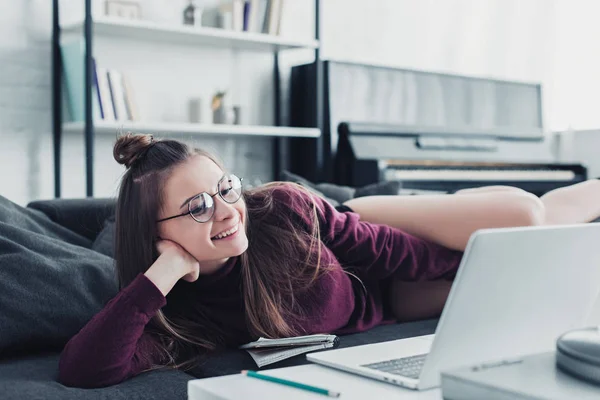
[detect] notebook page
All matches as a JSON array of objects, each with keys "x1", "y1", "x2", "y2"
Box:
[
  {"x1": 240, "y1": 334, "x2": 338, "y2": 349},
  {"x1": 246, "y1": 342, "x2": 335, "y2": 368}
]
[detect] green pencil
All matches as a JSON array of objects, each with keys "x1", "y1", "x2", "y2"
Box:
[{"x1": 241, "y1": 370, "x2": 341, "y2": 397}]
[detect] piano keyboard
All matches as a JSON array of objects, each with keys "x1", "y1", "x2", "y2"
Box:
[{"x1": 385, "y1": 168, "x2": 576, "y2": 182}]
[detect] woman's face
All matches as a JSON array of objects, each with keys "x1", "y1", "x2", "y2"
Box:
[{"x1": 157, "y1": 155, "x2": 249, "y2": 274}]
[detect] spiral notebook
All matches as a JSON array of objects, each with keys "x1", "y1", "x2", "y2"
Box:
[{"x1": 239, "y1": 334, "x2": 339, "y2": 368}]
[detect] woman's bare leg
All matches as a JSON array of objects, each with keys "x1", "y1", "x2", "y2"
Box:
[
  {"x1": 350, "y1": 180, "x2": 600, "y2": 322},
  {"x1": 456, "y1": 181, "x2": 600, "y2": 225},
  {"x1": 345, "y1": 180, "x2": 600, "y2": 252},
  {"x1": 539, "y1": 180, "x2": 600, "y2": 225},
  {"x1": 344, "y1": 190, "x2": 543, "y2": 252}
]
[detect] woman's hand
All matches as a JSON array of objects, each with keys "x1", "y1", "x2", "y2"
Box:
[{"x1": 144, "y1": 239, "x2": 200, "y2": 296}]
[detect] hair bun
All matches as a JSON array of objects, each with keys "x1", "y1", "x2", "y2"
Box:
[{"x1": 113, "y1": 133, "x2": 156, "y2": 168}]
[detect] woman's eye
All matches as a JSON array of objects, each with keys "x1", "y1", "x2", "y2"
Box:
[
  {"x1": 191, "y1": 206, "x2": 207, "y2": 215},
  {"x1": 221, "y1": 187, "x2": 233, "y2": 196}
]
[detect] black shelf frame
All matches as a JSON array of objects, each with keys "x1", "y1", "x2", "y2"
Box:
[{"x1": 51, "y1": 0, "x2": 322, "y2": 197}]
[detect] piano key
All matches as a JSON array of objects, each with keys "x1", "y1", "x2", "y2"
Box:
[{"x1": 385, "y1": 169, "x2": 576, "y2": 182}]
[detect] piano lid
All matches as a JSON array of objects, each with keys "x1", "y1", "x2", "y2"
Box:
[
  {"x1": 343, "y1": 122, "x2": 545, "y2": 141},
  {"x1": 338, "y1": 122, "x2": 556, "y2": 164}
]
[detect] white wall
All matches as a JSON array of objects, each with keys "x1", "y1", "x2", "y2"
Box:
[
  {"x1": 2, "y1": 0, "x2": 598, "y2": 205},
  {"x1": 0, "y1": 0, "x2": 54, "y2": 205},
  {"x1": 547, "y1": 0, "x2": 600, "y2": 131}
]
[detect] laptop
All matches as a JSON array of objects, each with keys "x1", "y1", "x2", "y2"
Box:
[{"x1": 307, "y1": 224, "x2": 600, "y2": 390}]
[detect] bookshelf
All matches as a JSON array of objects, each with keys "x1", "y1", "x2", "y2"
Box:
[
  {"x1": 51, "y1": 0, "x2": 323, "y2": 197},
  {"x1": 61, "y1": 17, "x2": 319, "y2": 52}
]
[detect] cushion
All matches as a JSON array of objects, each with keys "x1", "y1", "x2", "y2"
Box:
[
  {"x1": 0, "y1": 195, "x2": 92, "y2": 248},
  {"x1": 279, "y1": 170, "x2": 402, "y2": 205},
  {"x1": 279, "y1": 171, "x2": 353, "y2": 206},
  {"x1": 0, "y1": 195, "x2": 118, "y2": 354},
  {"x1": 0, "y1": 352, "x2": 192, "y2": 400},
  {"x1": 92, "y1": 216, "x2": 116, "y2": 259},
  {"x1": 27, "y1": 198, "x2": 116, "y2": 242},
  {"x1": 354, "y1": 180, "x2": 402, "y2": 198}
]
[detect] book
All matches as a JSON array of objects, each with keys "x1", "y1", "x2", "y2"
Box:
[
  {"x1": 121, "y1": 73, "x2": 139, "y2": 121},
  {"x1": 441, "y1": 351, "x2": 600, "y2": 399},
  {"x1": 240, "y1": 334, "x2": 339, "y2": 368},
  {"x1": 95, "y1": 66, "x2": 115, "y2": 121},
  {"x1": 107, "y1": 69, "x2": 129, "y2": 121},
  {"x1": 60, "y1": 39, "x2": 102, "y2": 122}
]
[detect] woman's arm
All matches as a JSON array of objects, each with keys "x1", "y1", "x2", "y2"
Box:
[
  {"x1": 58, "y1": 274, "x2": 167, "y2": 388},
  {"x1": 273, "y1": 184, "x2": 463, "y2": 281},
  {"x1": 343, "y1": 190, "x2": 544, "y2": 251},
  {"x1": 59, "y1": 241, "x2": 199, "y2": 388}
]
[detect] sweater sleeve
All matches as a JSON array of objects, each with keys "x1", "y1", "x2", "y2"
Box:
[
  {"x1": 58, "y1": 273, "x2": 168, "y2": 388},
  {"x1": 272, "y1": 184, "x2": 463, "y2": 281}
]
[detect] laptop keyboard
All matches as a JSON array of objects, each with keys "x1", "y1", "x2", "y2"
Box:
[{"x1": 361, "y1": 354, "x2": 428, "y2": 379}]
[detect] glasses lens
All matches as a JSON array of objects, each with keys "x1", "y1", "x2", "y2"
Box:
[
  {"x1": 189, "y1": 192, "x2": 214, "y2": 222},
  {"x1": 219, "y1": 174, "x2": 242, "y2": 204}
]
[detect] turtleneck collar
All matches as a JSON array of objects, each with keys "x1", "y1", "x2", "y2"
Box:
[{"x1": 194, "y1": 255, "x2": 240, "y2": 287}]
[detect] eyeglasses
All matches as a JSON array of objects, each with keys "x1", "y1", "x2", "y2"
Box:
[{"x1": 157, "y1": 174, "x2": 243, "y2": 223}]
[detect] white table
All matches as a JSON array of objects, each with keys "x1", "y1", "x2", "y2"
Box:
[{"x1": 188, "y1": 364, "x2": 442, "y2": 400}]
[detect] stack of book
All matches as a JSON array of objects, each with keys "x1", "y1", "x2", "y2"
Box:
[{"x1": 61, "y1": 39, "x2": 138, "y2": 123}]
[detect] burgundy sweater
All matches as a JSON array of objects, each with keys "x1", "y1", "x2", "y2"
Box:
[{"x1": 58, "y1": 184, "x2": 463, "y2": 388}]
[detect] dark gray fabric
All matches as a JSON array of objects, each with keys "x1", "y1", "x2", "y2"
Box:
[
  {"x1": 187, "y1": 319, "x2": 438, "y2": 378},
  {"x1": 1, "y1": 196, "x2": 92, "y2": 248},
  {"x1": 92, "y1": 216, "x2": 115, "y2": 259},
  {"x1": 354, "y1": 180, "x2": 402, "y2": 198},
  {"x1": 0, "y1": 195, "x2": 118, "y2": 353},
  {"x1": 279, "y1": 170, "x2": 402, "y2": 206},
  {"x1": 0, "y1": 352, "x2": 192, "y2": 400},
  {"x1": 0, "y1": 321, "x2": 435, "y2": 399},
  {"x1": 279, "y1": 170, "x2": 352, "y2": 206},
  {"x1": 27, "y1": 198, "x2": 116, "y2": 242}
]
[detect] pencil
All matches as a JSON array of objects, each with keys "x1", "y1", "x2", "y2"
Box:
[{"x1": 241, "y1": 370, "x2": 341, "y2": 397}]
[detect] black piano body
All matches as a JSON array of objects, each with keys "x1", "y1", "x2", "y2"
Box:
[
  {"x1": 336, "y1": 122, "x2": 586, "y2": 196},
  {"x1": 288, "y1": 61, "x2": 586, "y2": 196}
]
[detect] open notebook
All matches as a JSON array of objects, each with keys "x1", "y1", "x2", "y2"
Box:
[{"x1": 239, "y1": 334, "x2": 339, "y2": 368}]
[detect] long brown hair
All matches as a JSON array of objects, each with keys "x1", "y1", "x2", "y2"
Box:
[{"x1": 113, "y1": 133, "x2": 328, "y2": 371}]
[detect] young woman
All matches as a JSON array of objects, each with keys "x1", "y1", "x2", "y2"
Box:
[{"x1": 58, "y1": 133, "x2": 600, "y2": 388}]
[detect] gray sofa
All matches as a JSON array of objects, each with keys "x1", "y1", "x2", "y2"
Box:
[{"x1": 0, "y1": 191, "x2": 438, "y2": 399}]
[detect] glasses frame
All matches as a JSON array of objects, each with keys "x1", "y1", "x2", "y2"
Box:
[{"x1": 156, "y1": 174, "x2": 243, "y2": 224}]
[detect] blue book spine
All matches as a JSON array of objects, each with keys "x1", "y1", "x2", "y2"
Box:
[
  {"x1": 243, "y1": 1, "x2": 250, "y2": 31},
  {"x1": 60, "y1": 39, "x2": 102, "y2": 122}
]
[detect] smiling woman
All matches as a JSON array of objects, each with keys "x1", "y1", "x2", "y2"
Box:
[
  {"x1": 57, "y1": 132, "x2": 600, "y2": 389},
  {"x1": 155, "y1": 159, "x2": 248, "y2": 276},
  {"x1": 54, "y1": 133, "x2": 469, "y2": 388}
]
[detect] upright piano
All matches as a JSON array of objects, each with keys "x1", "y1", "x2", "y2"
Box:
[
  {"x1": 336, "y1": 122, "x2": 586, "y2": 196},
  {"x1": 288, "y1": 61, "x2": 586, "y2": 195}
]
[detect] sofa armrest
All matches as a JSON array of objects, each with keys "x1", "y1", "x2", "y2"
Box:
[{"x1": 27, "y1": 198, "x2": 116, "y2": 242}]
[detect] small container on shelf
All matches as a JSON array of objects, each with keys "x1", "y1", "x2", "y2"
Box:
[
  {"x1": 211, "y1": 91, "x2": 240, "y2": 125},
  {"x1": 183, "y1": 0, "x2": 204, "y2": 26}
]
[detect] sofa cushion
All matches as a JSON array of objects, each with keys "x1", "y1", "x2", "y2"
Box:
[
  {"x1": 91, "y1": 216, "x2": 115, "y2": 259},
  {"x1": 27, "y1": 198, "x2": 116, "y2": 242},
  {"x1": 0, "y1": 195, "x2": 118, "y2": 354},
  {"x1": 0, "y1": 195, "x2": 92, "y2": 248},
  {"x1": 0, "y1": 352, "x2": 192, "y2": 400},
  {"x1": 279, "y1": 170, "x2": 352, "y2": 206},
  {"x1": 279, "y1": 170, "x2": 401, "y2": 206}
]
